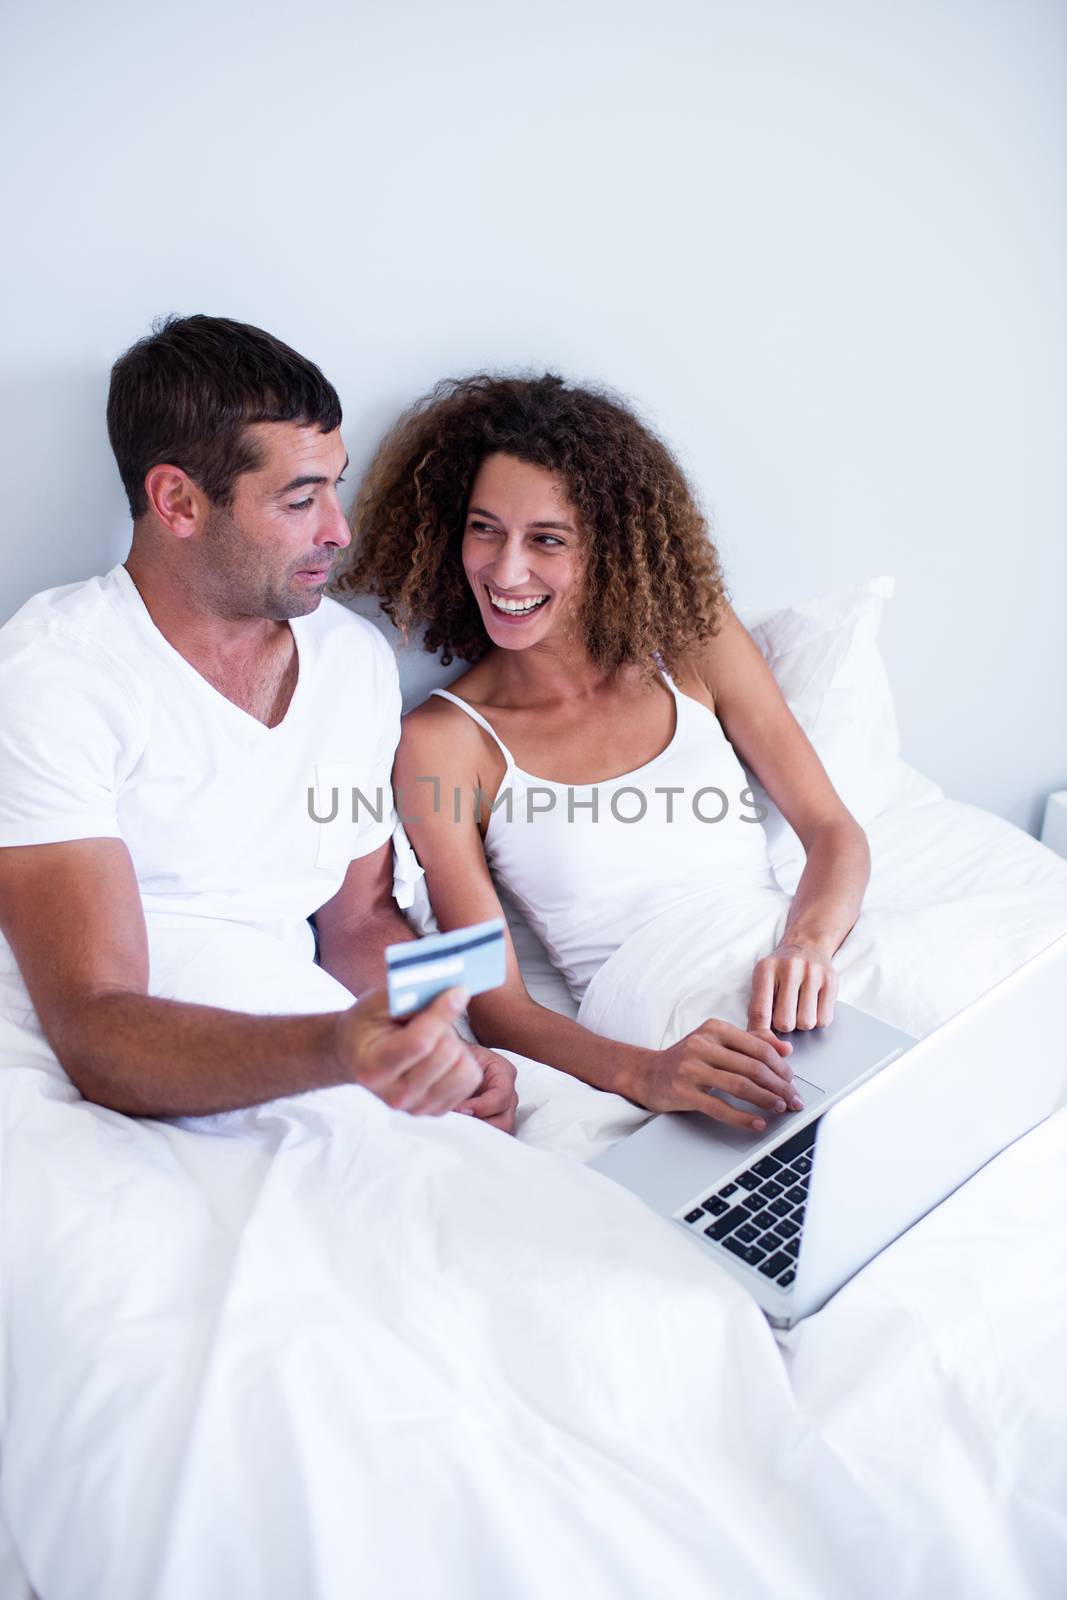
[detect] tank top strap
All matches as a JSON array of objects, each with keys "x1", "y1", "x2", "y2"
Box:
[
  {"x1": 429, "y1": 687, "x2": 517, "y2": 771},
  {"x1": 651, "y1": 651, "x2": 683, "y2": 701}
]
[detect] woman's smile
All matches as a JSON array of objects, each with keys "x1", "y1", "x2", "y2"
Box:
[{"x1": 483, "y1": 580, "x2": 553, "y2": 622}]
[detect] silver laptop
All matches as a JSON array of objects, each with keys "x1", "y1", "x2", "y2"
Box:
[{"x1": 593, "y1": 933, "x2": 1067, "y2": 1328}]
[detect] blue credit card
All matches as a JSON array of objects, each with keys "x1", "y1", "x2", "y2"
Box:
[{"x1": 385, "y1": 917, "x2": 507, "y2": 1017}]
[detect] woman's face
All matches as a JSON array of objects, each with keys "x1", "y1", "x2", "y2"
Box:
[{"x1": 461, "y1": 453, "x2": 584, "y2": 653}]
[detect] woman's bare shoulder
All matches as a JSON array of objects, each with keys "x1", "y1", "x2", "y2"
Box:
[
  {"x1": 399, "y1": 666, "x2": 502, "y2": 777},
  {"x1": 401, "y1": 688, "x2": 477, "y2": 748},
  {"x1": 671, "y1": 602, "x2": 755, "y2": 710}
]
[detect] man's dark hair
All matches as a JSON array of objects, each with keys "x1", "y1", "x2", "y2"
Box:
[{"x1": 107, "y1": 314, "x2": 342, "y2": 520}]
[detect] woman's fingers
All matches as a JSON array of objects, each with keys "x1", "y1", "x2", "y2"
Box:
[
  {"x1": 749, "y1": 947, "x2": 839, "y2": 1034},
  {"x1": 771, "y1": 961, "x2": 803, "y2": 1031},
  {"x1": 676, "y1": 1019, "x2": 810, "y2": 1126},
  {"x1": 816, "y1": 968, "x2": 838, "y2": 1027},
  {"x1": 686, "y1": 1088, "x2": 767, "y2": 1130},
  {"x1": 688, "y1": 1035, "x2": 797, "y2": 1106},
  {"x1": 748, "y1": 1025, "x2": 793, "y2": 1059},
  {"x1": 711, "y1": 1047, "x2": 802, "y2": 1105},
  {"x1": 694, "y1": 1046, "x2": 804, "y2": 1109},
  {"x1": 480, "y1": 1088, "x2": 520, "y2": 1132},
  {"x1": 699, "y1": 1020, "x2": 794, "y2": 1076},
  {"x1": 702, "y1": 1068, "x2": 794, "y2": 1113},
  {"x1": 450, "y1": 1050, "x2": 519, "y2": 1133},
  {"x1": 748, "y1": 960, "x2": 776, "y2": 1031},
  {"x1": 795, "y1": 966, "x2": 822, "y2": 1031},
  {"x1": 455, "y1": 1059, "x2": 513, "y2": 1119}
]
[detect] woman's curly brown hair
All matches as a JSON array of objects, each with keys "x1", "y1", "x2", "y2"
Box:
[{"x1": 334, "y1": 372, "x2": 726, "y2": 677}]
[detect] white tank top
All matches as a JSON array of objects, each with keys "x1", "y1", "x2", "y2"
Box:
[{"x1": 429, "y1": 669, "x2": 776, "y2": 1002}]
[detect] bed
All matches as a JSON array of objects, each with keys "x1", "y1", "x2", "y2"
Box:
[{"x1": 1, "y1": 580, "x2": 1065, "y2": 1599}]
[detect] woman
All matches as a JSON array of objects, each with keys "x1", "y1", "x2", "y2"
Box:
[{"x1": 337, "y1": 374, "x2": 870, "y2": 1133}]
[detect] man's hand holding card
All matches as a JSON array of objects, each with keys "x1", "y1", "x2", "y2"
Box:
[{"x1": 385, "y1": 919, "x2": 516, "y2": 1133}]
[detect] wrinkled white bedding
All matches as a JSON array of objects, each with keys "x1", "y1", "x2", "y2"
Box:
[{"x1": 1, "y1": 776, "x2": 1066, "y2": 1599}]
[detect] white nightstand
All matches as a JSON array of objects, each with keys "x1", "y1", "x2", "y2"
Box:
[{"x1": 1041, "y1": 791, "x2": 1067, "y2": 858}]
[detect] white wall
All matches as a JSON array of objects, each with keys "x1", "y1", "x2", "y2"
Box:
[{"x1": 1, "y1": 0, "x2": 1063, "y2": 832}]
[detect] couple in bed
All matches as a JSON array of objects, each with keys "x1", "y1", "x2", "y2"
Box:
[{"x1": 0, "y1": 314, "x2": 866, "y2": 1139}]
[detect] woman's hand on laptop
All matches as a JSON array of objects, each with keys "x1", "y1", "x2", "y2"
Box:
[
  {"x1": 623, "y1": 1021, "x2": 802, "y2": 1131},
  {"x1": 453, "y1": 1045, "x2": 519, "y2": 1134},
  {"x1": 333, "y1": 986, "x2": 483, "y2": 1115},
  {"x1": 748, "y1": 940, "x2": 838, "y2": 1034}
]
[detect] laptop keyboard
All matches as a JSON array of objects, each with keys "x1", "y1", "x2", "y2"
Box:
[{"x1": 681, "y1": 1120, "x2": 820, "y2": 1292}]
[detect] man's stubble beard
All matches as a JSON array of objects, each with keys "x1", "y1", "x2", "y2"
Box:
[{"x1": 202, "y1": 504, "x2": 325, "y2": 622}]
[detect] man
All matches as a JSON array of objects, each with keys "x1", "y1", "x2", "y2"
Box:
[{"x1": 0, "y1": 314, "x2": 517, "y2": 1130}]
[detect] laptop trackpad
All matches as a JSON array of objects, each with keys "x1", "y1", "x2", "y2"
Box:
[
  {"x1": 705, "y1": 1075, "x2": 828, "y2": 1155},
  {"x1": 592, "y1": 1075, "x2": 832, "y2": 1215}
]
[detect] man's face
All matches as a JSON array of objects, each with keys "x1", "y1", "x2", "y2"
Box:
[{"x1": 200, "y1": 422, "x2": 351, "y2": 621}]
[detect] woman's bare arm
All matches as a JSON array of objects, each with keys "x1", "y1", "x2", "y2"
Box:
[
  {"x1": 692, "y1": 604, "x2": 871, "y2": 1030},
  {"x1": 395, "y1": 700, "x2": 637, "y2": 1092}
]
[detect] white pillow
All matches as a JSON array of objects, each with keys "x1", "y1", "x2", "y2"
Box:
[{"x1": 739, "y1": 576, "x2": 903, "y2": 891}]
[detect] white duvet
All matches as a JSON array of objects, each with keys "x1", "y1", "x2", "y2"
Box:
[{"x1": 1, "y1": 773, "x2": 1066, "y2": 1600}]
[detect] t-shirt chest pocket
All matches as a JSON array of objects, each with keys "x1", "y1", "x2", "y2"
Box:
[{"x1": 310, "y1": 761, "x2": 388, "y2": 872}]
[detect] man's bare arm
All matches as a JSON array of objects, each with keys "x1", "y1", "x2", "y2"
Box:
[
  {"x1": 313, "y1": 838, "x2": 415, "y2": 998},
  {"x1": 0, "y1": 839, "x2": 479, "y2": 1118}
]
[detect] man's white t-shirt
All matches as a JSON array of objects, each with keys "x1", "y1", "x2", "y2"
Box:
[{"x1": 0, "y1": 565, "x2": 401, "y2": 1026}]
